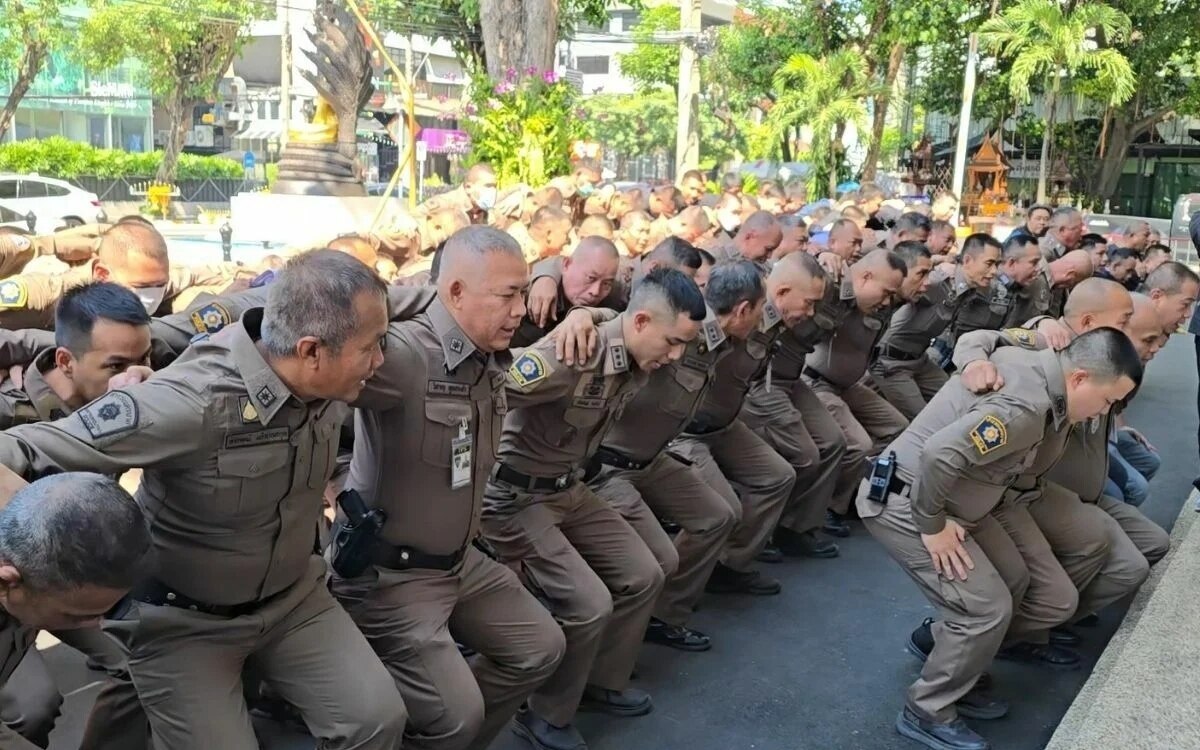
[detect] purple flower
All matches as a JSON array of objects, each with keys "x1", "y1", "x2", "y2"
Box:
[
  {"x1": 504, "y1": 67, "x2": 517, "y2": 81},
  {"x1": 464, "y1": 103, "x2": 478, "y2": 116},
  {"x1": 542, "y1": 70, "x2": 559, "y2": 84},
  {"x1": 437, "y1": 94, "x2": 448, "y2": 103},
  {"x1": 493, "y1": 81, "x2": 515, "y2": 95},
  {"x1": 575, "y1": 107, "x2": 588, "y2": 120},
  {"x1": 525, "y1": 66, "x2": 538, "y2": 76}
]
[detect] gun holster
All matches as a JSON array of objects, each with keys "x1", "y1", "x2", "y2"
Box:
[{"x1": 330, "y1": 489, "x2": 387, "y2": 579}]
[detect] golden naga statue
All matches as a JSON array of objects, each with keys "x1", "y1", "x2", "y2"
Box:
[{"x1": 288, "y1": 97, "x2": 339, "y2": 145}]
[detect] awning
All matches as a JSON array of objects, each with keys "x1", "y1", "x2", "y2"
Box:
[
  {"x1": 423, "y1": 56, "x2": 465, "y2": 85},
  {"x1": 233, "y1": 120, "x2": 284, "y2": 142},
  {"x1": 419, "y1": 128, "x2": 471, "y2": 154}
]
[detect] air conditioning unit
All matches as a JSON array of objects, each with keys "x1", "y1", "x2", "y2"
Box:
[{"x1": 194, "y1": 126, "x2": 215, "y2": 148}]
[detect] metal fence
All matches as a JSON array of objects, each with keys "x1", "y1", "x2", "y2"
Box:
[{"x1": 68, "y1": 177, "x2": 266, "y2": 204}]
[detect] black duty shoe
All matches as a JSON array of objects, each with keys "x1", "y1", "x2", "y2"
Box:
[
  {"x1": 996, "y1": 642, "x2": 1080, "y2": 670},
  {"x1": 645, "y1": 618, "x2": 711, "y2": 652},
  {"x1": 579, "y1": 685, "x2": 653, "y2": 717},
  {"x1": 956, "y1": 685, "x2": 1009, "y2": 721},
  {"x1": 704, "y1": 563, "x2": 782, "y2": 596},
  {"x1": 776, "y1": 527, "x2": 840, "y2": 558},
  {"x1": 660, "y1": 519, "x2": 682, "y2": 535},
  {"x1": 756, "y1": 543, "x2": 784, "y2": 564},
  {"x1": 907, "y1": 617, "x2": 935, "y2": 661},
  {"x1": 1075, "y1": 613, "x2": 1100, "y2": 628},
  {"x1": 896, "y1": 707, "x2": 990, "y2": 750},
  {"x1": 512, "y1": 708, "x2": 587, "y2": 750},
  {"x1": 824, "y1": 510, "x2": 852, "y2": 538},
  {"x1": 1049, "y1": 626, "x2": 1082, "y2": 647}
]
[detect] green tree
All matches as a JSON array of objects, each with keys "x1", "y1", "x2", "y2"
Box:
[
  {"x1": 768, "y1": 49, "x2": 882, "y2": 199},
  {"x1": 582, "y1": 91, "x2": 677, "y2": 171},
  {"x1": 0, "y1": 0, "x2": 71, "y2": 139},
  {"x1": 79, "y1": 0, "x2": 268, "y2": 181},
  {"x1": 979, "y1": 0, "x2": 1136, "y2": 202},
  {"x1": 615, "y1": 5, "x2": 680, "y2": 93}
]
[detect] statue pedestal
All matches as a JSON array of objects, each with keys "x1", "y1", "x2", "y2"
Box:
[{"x1": 230, "y1": 192, "x2": 390, "y2": 247}]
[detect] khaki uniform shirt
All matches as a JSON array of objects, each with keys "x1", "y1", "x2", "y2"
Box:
[
  {"x1": 0, "y1": 310, "x2": 345, "y2": 606},
  {"x1": 947, "y1": 275, "x2": 1019, "y2": 342},
  {"x1": 867, "y1": 347, "x2": 1069, "y2": 535},
  {"x1": 0, "y1": 261, "x2": 251, "y2": 330},
  {"x1": 602, "y1": 307, "x2": 732, "y2": 463},
  {"x1": 790, "y1": 275, "x2": 865, "y2": 388},
  {"x1": 348, "y1": 298, "x2": 508, "y2": 555},
  {"x1": 1005, "y1": 265, "x2": 1056, "y2": 327},
  {"x1": 495, "y1": 315, "x2": 647, "y2": 479},
  {"x1": 805, "y1": 297, "x2": 887, "y2": 390},
  {"x1": 516, "y1": 257, "x2": 631, "y2": 347},
  {"x1": 0, "y1": 348, "x2": 72, "y2": 429},
  {"x1": 415, "y1": 186, "x2": 489, "y2": 225},
  {"x1": 0, "y1": 608, "x2": 38, "y2": 749},
  {"x1": 685, "y1": 301, "x2": 783, "y2": 433},
  {"x1": 878, "y1": 268, "x2": 975, "y2": 356}
]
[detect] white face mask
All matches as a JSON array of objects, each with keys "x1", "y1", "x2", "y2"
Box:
[
  {"x1": 719, "y1": 213, "x2": 741, "y2": 233},
  {"x1": 135, "y1": 285, "x2": 167, "y2": 313},
  {"x1": 476, "y1": 187, "x2": 498, "y2": 211}
]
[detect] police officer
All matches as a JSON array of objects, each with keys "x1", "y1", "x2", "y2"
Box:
[
  {"x1": 483, "y1": 268, "x2": 703, "y2": 750},
  {"x1": 588, "y1": 259, "x2": 768, "y2": 651},
  {"x1": 332, "y1": 227, "x2": 566, "y2": 750},
  {"x1": 1143, "y1": 261, "x2": 1200, "y2": 334},
  {"x1": 511, "y1": 237, "x2": 621, "y2": 347},
  {"x1": 0, "y1": 221, "x2": 251, "y2": 329},
  {"x1": 862, "y1": 329, "x2": 1141, "y2": 750},
  {"x1": 944, "y1": 234, "x2": 1043, "y2": 347},
  {"x1": 1004, "y1": 249, "x2": 1093, "y2": 325},
  {"x1": 0, "y1": 473, "x2": 152, "y2": 750},
  {"x1": 415, "y1": 163, "x2": 501, "y2": 225},
  {"x1": 0, "y1": 282, "x2": 152, "y2": 750},
  {"x1": 873, "y1": 235, "x2": 1001, "y2": 418},
  {"x1": 0, "y1": 224, "x2": 102, "y2": 278},
  {"x1": 800, "y1": 248, "x2": 911, "y2": 521},
  {"x1": 0, "y1": 250, "x2": 406, "y2": 750},
  {"x1": 1039, "y1": 206, "x2": 1084, "y2": 262}
]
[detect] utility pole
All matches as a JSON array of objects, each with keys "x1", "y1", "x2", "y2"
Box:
[
  {"x1": 950, "y1": 33, "x2": 978, "y2": 226},
  {"x1": 405, "y1": 36, "x2": 418, "y2": 206},
  {"x1": 279, "y1": 3, "x2": 291, "y2": 145},
  {"x1": 674, "y1": 0, "x2": 701, "y2": 179}
]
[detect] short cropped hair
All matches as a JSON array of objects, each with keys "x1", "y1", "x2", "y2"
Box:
[
  {"x1": 261, "y1": 249, "x2": 388, "y2": 357},
  {"x1": 961, "y1": 233, "x2": 1002, "y2": 259},
  {"x1": 1002, "y1": 233, "x2": 1039, "y2": 260},
  {"x1": 629, "y1": 267, "x2": 706, "y2": 322},
  {"x1": 705, "y1": 260, "x2": 766, "y2": 315},
  {"x1": 55, "y1": 281, "x2": 151, "y2": 354},
  {"x1": 1144, "y1": 260, "x2": 1200, "y2": 294},
  {"x1": 1061, "y1": 326, "x2": 1142, "y2": 387},
  {"x1": 645, "y1": 236, "x2": 702, "y2": 271},
  {"x1": 891, "y1": 240, "x2": 931, "y2": 269},
  {"x1": 0, "y1": 473, "x2": 152, "y2": 592}
]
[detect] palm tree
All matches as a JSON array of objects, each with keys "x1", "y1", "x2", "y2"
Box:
[
  {"x1": 979, "y1": 0, "x2": 1136, "y2": 203},
  {"x1": 768, "y1": 49, "x2": 882, "y2": 199}
]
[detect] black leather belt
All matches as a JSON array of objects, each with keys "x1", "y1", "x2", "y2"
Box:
[
  {"x1": 370, "y1": 541, "x2": 464, "y2": 571},
  {"x1": 802, "y1": 366, "x2": 830, "y2": 383},
  {"x1": 595, "y1": 446, "x2": 651, "y2": 472},
  {"x1": 888, "y1": 474, "x2": 912, "y2": 497},
  {"x1": 131, "y1": 578, "x2": 260, "y2": 618},
  {"x1": 684, "y1": 420, "x2": 727, "y2": 435},
  {"x1": 495, "y1": 462, "x2": 595, "y2": 492},
  {"x1": 877, "y1": 344, "x2": 923, "y2": 361}
]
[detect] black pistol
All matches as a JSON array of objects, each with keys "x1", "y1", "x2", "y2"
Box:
[
  {"x1": 331, "y1": 489, "x2": 387, "y2": 578},
  {"x1": 867, "y1": 451, "x2": 897, "y2": 504}
]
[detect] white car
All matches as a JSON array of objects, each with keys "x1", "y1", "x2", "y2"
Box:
[
  {"x1": 0, "y1": 174, "x2": 101, "y2": 232},
  {"x1": 0, "y1": 201, "x2": 31, "y2": 231}
]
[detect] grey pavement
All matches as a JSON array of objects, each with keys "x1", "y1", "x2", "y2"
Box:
[{"x1": 42, "y1": 335, "x2": 1199, "y2": 750}]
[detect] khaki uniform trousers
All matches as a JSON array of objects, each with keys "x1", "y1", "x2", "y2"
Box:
[
  {"x1": 0, "y1": 648, "x2": 60, "y2": 748},
  {"x1": 590, "y1": 451, "x2": 736, "y2": 627},
  {"x1": 103, "y1": 556, "x2": 406, "y2": 750},
  {"x1": 331, "y1": 545, "x2": 566, "y2": 750},
  {"x1": 1097, "y1": 493, "x2": 1170, "y2": 566},
  {"x1": 990, "y1": 497, "x2": 1080, "y2": 645},
  {"x1": 481, "y1": 479, "x2": 664, "y2": 727},
  {"x1": 670, "y1": 419, "x2": 796, "y2": 572},
  {"x1": 742, "y1": 379, "x2": 847, "y2": 535},
  {"x1": 54, "y1": 627, "x2": 150, "y2": 750},
  {"x1": 864, "y1": 492, "x2": 1024, "y2": 723},
  {"x1": 871, "y1": 353, "x2": 949, "y2": 420},
  {"x1": 806, "y1": 377, "x2": 909, "y2": 515},
  {"x1": 1028, "y1": 483, "x2": 1148, "y2": 627}
]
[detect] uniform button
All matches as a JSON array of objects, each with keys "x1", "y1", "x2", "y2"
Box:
[
  {"x1": 400, "y1": 551, "x2": 410, "y2": 561},
  {"x1": 166, "y1": 592, "x2": 176, "y2": 602}
]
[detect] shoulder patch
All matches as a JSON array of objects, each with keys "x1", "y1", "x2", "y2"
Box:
[
  {"x1": 969, "y1": 415, "x2": 1007, "y2": 455},
  {"x1": 77, "y1": 391, "x2": 139, "y2": 440},
  {"x1": 760, "y1": 299, "x2": 782, "y2": 330},
  {"x1": 510, "y1": 351, "x2": 549, "y2": 386},
  {"x1": 0, "y1": 279, "x2": 28, "y2": 309},
  {"x1": 1004, "y1": 328, "x2": 1038, "y2": 349},
  {"x1": 190, "y1": 302, "x2": 231, "y2": 335}
]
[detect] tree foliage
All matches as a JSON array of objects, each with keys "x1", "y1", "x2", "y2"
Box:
[
  {"x1": 0, "y1": 0, "x2": 71, "y2": 139},
  {"x1": 615, "y1": 5, "x2": 680, "y2": 93}
]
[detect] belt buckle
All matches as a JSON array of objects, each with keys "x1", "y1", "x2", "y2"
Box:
[{"x1": 554, "y1": 474, "x2": 570, "y2": 490}]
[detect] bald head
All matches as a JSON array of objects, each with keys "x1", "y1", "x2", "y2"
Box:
[
  {"x1": 94, "y1": 222, "x2": 171, "y2": 300},
  {"x1": 1048, "y1": 249, "x2": 1094, "y2": 288},
  {"x1": 768, "y1": 250, "x2": 827, "y2": 326},
  {"x1": 735, "y1": 210, "x2": 782, "y2": 262},
  {"x1": 579, "y1": 214, "x2": 614, "y2": 240},
  {"x1": 1063, "y1": 276, "x2": 1133, "y2": 332},
  {"x1": 465, "y1": 163, "x2": 495, "y2": 184},
  {"x1": 1126, "y1": 292, "x2": 1165, "y2": 363},
  {"x1": 98, "y1": 222, "x2": 168, "y2": 266},
  {"x1": 327, "y1": 235, "x2": 378, "y2": 268}
]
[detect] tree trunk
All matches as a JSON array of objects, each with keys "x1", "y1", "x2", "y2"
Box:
[
  {"x1": 1093, "y1": 107, "x2": 1175, "y2": 206},
  {"x1": 156, "y1": 91, "x2": 195, "y2": 183},
  {"x1": 830, "y1": 121, "x2": 846, "y2": 198},
  {"x1": 0, "y1": 40, "x2": 48, "y2": 140},
  {"x1": 1037, "y1": 78, "x2": 1058, "y2": 204},
  {"x1": 780, "y1": 133, "x2": 792, "y2": 162},
  {"x1": 479, "y1": 0, "x2": 559, "y2": 80},
  {"x1": 862, "y1": 42, "x2": 906, "y2": 182}
]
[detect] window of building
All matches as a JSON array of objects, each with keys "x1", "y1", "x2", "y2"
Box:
[
  {"x1": 576, "y1": 56, "x2": 610, "y2": 75},
  {"x1": 614, "y1": 10, "x2": 641, "y2": 31}
]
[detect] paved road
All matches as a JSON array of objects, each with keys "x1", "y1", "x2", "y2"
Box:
[{"x1": 42, "y1": 335, "x2": 1199, "y2": 750}]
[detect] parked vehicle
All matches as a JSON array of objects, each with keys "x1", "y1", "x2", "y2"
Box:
[
  {"x1": 0, "y1": 174, "x2": 101, "y2": 231},
  {"x1": 0, "y1": 201, "x2": 32, "y2": 231}
]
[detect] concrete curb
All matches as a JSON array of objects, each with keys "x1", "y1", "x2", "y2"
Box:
[{"x1": 1044, "y1": 490, "x2": 1200, "y2": 750}]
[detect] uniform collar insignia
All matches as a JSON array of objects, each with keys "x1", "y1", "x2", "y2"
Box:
[
  {"x1": 24, "y1": 348, "x2": 73, "y2": 422},
  {"x1": 1037, "y1": 347, "x2": 1070, "y2": 429},
  {"x1": 235, "y1": 308, "x2": 296, "y2": 425},
  {"x1": 701, "y1": 306, "x2": 727, "y2": 350},
  {"x1": 838, "y1": 274, "x2": 856, "y2": 302},
  {"x1": 428, "y1": 297, "x2": 478, "y2": 372},
  {"x1": 759, "y1": 300, "x2": 782, "y2": 331}
]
